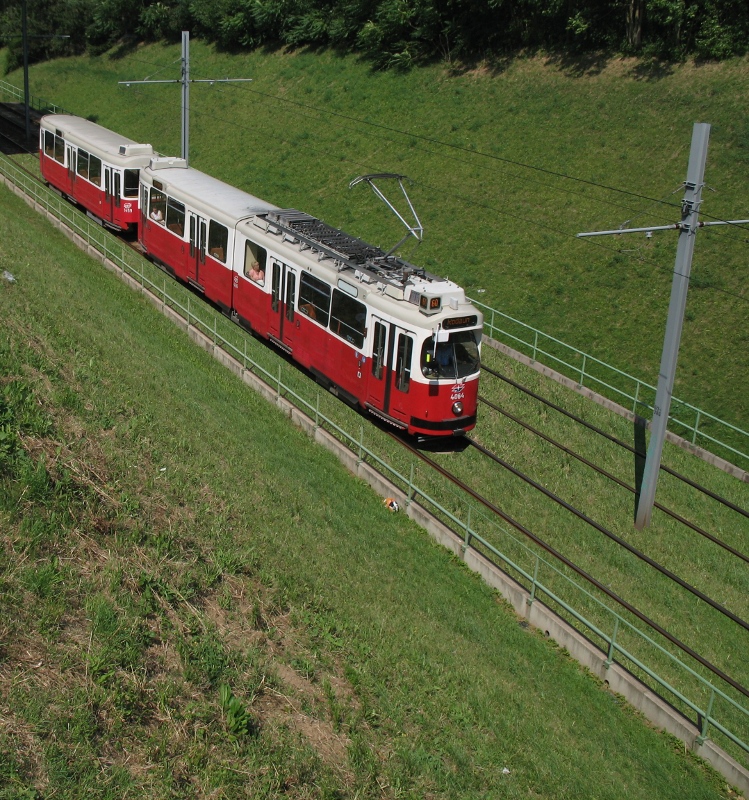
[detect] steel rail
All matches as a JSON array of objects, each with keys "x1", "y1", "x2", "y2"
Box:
[
  {"x1": 479, "y1": 393, "x2": 749, "y2": 565},
  {"x1": 392, "y1": 431, "x2": 749, "y2": 701},
  {"x1": 466, "y1": 433, "x2": 749, "y2": 634},
  {"x1": 482, "y1": 363, "x2": 749, "y2": 519}
]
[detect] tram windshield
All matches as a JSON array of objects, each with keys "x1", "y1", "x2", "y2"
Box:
[{"x1": 421, "y1": 329, "x2": 481, "y2": 379}]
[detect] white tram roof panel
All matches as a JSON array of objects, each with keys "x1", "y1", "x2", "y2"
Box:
[
  {"x1": 246, "y1": 207, "x2": 471, "y2": 310},
  {"x1": 143, "y1": 159, "x2": 279, "y2": 226},
  {"x1": 41, "y1": 114, "x2": 154, "y2": 165}
]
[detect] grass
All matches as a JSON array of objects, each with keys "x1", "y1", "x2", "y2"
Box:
[
  {"x1": 0, "y1": 155, "x2": 740, "y2": 797},
  {"x1": 5, "y1": 44, "x2": 749, "y2": 439},
  {"x1": 1, "y1": 151, "x2": 746, "y2": 766}
]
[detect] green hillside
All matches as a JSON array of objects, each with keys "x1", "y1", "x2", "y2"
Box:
[
  {"x1": 0, "y1": 173, "x2": 736, "y2": 796},
  {"x1": 7, "y1": 44, "x2": 749, "y2": 436}
]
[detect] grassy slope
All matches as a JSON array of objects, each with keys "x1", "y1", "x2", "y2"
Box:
[
  {"x1": 0, "y1": 166, "x2": 733, "y2": 795},
  {"x1": 7, "y1": 45, "x2": 749, "y2": 432}
]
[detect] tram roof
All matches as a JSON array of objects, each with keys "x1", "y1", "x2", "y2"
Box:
[
  {"x1": 142, "y1": 159, "x2": 279, "y2": 225},
  {"x1": 41, "y1": 115, "x2": 154, "y2": 161}
]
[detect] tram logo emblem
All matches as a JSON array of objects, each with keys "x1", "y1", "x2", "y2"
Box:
[{"x1": 451, "y1": 384, "x2": 465, "y2": 400}]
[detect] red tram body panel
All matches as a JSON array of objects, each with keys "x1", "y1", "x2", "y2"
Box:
[
  {"x1": 40, "y1": 115, "x2": 154, "y2": 232},
  {"x1": 38, "y1": 115, "x2": 482, "y2": 438}
]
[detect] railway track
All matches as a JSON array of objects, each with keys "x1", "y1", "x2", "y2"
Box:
[{"x1": 390, "y1": 426, "x2": 749, "y2": 702}]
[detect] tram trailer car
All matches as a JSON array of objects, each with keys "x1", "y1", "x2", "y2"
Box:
[
  {"x1": 140, "y1": 157, "x2": 482, "y2": 437},
  {"x1": 40, "y1": 115, "x2": 154, "y2": 232}
]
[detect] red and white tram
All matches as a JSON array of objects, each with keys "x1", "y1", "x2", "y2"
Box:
[
  {"x1": 139, "y1": 157, "x2": 482, "y2": 437},
  {"x1": 40, "y1": 115, "x2": 154, "y2": 232}
]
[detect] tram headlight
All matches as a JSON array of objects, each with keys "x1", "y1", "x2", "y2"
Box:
[{"x1": 452, "y1": 401, "x2": 464, "y2": 416}]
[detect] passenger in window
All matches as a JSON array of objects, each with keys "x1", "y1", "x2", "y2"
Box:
[
  {"x1": 150, "y1": 207, "x2": 164, "y2": 223},
  {"x1": 248, "y1": 261, "x2": 265, "y2": 284}
]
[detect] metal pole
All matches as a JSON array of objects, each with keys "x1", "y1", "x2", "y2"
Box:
[
  {"x1": 181, "y1": 31, "x2": 189, "y2": 166},
  {"x1": 635, "y1": 123, "x2": 710, "y2": 530},
  {"x1": 22, "y1": 0, "x2": 30, "y2": 141}
]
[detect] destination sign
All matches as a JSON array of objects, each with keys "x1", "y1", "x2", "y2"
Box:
[{"x1": 443, "y1": 315, "x2": 478, "y2": 330}]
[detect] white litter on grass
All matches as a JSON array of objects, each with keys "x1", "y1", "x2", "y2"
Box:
[
  {"x1": 502, "y1": 768, "x2": 511, "y2": 775},
  {"x1": 160, "y1": 467, "x2": 167, "y2": 472},
  {"x1": 3, "y1": 271, "x2": 16, "y2": 283}
]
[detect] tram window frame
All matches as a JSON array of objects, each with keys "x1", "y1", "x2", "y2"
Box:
[
  {"x1": 286, "y1": 272, "x2": 296, "y2": 323},
  {"x1": 166, "y1": 197, "x2": 186, "y2": 237},
  {"x1": 43, "y1": 130, "x2": 55, "y2": 158},
  {"x1": 149, "y1": 188, "x2": 166, "y2": 223},
  {"x1": 76, "y1": 148, "x2": 90, "y2": 180},
  {"x1": 208, "y1": 220, "x2": 228, "y2": 263},
  {"x1": 271, "y1": 262, "x2": 281, "y2": 312},
  {"x1": 395, "y1": 333, "x2": 413, "y2": 393},
  {"x1": 53, "y1": 134, "x2": 65, "y2": 164},
  {"x1": 244, "y1": 240, "x2": 267, "y2": 284},
  {"x1": 123, "y1": 169, "x2": 140, "y2": 198},
  {"x1": 330, "y1": 288, "x2": 366, "y2": 349},
  {"x1": 88, "y1": 155, "x2": 102, "y2": 187},
  {"x1": 372, "y1": 322, "x2": 387, "y2": 379},
  {"x1": 298, "y1": 272, "x2": 331, "y2": 327}
]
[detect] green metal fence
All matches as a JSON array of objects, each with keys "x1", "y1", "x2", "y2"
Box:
[
  {"x1": 475, "y1": 300, "x2": 749, "y2": 470},
  {"x1": 0, "y1": 78, "x2": 68, "y2": 116},
  {"x1": 1, "y1": 151, "x2": 746, "y2": 772}
]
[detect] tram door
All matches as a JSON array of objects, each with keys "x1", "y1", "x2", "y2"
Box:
[
  {"x1": 66, "y1": 145, "x2": 75, "y2": 191},
  {"x1": 103, "y1": 168, "x2": 122, "y2": 223},
  {"x1": 368, "y1": 316, "x2": 393, "y2": 412},
  {"x1": 389, "y1": 326, "x2": 415, "y2": 416},
  {"x1": 187, "y1": 212, "x2": 207, "y2": 286},
  {"x1": 267, "y1": 259, "x2": 298, "y2": 352}
]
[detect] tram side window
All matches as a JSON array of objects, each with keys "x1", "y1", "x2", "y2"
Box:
[
  {"x1": 149, "y1": 188, "x2": 166, "y2": 223},
  {"x1": 76, "y1": 148, "x2": 90, "y2": 180},
  {"x1": 88, "y1": 155, "x2": 101, "y2": 187},
  {"x1": 372, "y1": 322, "x2": 387, "y2": 379},
  {"x1": 44, "y1": 130, "x2": 55, "y2": 158},
  {"x1": 166, "y1": 197, "x2": 185, "y2": 237},
  {"x1": 208, "y1": 221, "x2": 228, "y2": 263},
  {"x1": 244, "y1": 240, "x2": 267, "y2": 284},
  {"x1": 395, "y1": 333, "x2": 413, "y2": 393},
  {"x1": 330, "y1": 289, "x2": 366, "y2": 349},
  {"x1": 54, "y1": 134, "x2": 65, "y2": 164},
  {"x1": 123, "y1": 169, "x2": 140, "y2": 198},
  {"x1": 299, "y1": 272, "x2": 331, "y2": 327},
  {"x1": 286, "y1": 272, "x2": 296, "y2": 323}
]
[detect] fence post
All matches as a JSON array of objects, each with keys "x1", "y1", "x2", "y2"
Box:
[
  {"x1": 604, "y1": 616, "x2": 620, "y2": 668},
  {"x1": 532, "y1": 330, "x2": 538, "y2": 362},
  {"x1": 633, "y1": 380, "x2": 641, "y2": 416},
  {"x1": 527, "y1": 555, "x2": 540, "y2": 606},
  {"x1": 578, "y1": 353, "x2": 586, "y2": 388},
  {"x1": 462, "y1": 505, "x2": 472, "y2": 553},
  {"x1": 406, "y1": 463, "x2": 415, "y2": 507},
  {"x1": 696, "y1": 688, "x2": 716, "y2": 745},
  {"x1": 692, "y1": 409, "x2": 701, "y2": 446},
  {"x1": 357, "y1": 426, "x2": 364, "y2": 466}
]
